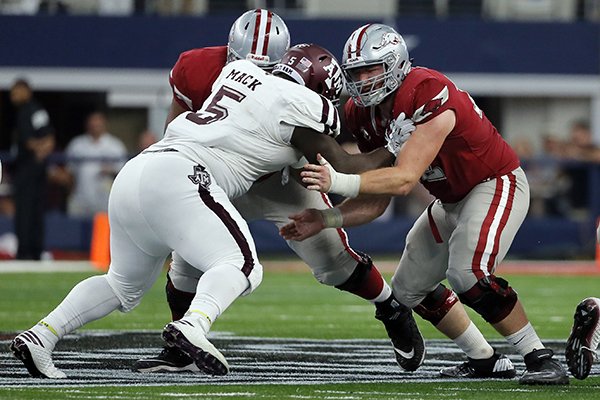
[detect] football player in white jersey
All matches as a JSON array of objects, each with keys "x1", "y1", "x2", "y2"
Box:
[
  {"x1": 141, "y1": 10, "x2": 425, "y2": 375},
  {"x1": 10, "y1": 44, "x2": 414, "y2": 378}
]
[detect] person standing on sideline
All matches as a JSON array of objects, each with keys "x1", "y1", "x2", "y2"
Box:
[
  {"x1": 63, "y1": 111, "x2": 128, "y2": 218},
  {"x1": 10, "y1": 78, "x2": 55, "y2": 260}
]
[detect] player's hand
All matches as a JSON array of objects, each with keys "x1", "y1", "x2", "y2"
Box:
[
  {"x1": 301, "y1": 154, "x2": 333, "y2": 192},
  {"x1": 385, "y1": 112, "x2": 416, "y2": 157},
  {"x1": 279, "y1": 209, "x2": 325, "y2": 241},
  {"x1": 301, "y1": 154, "x2": 360, "y2": 198}
]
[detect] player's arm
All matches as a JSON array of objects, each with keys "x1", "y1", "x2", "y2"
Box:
[
  {"x1": 302, "y1": 109, "x2": 456, "y2": 197},
  {"x1": 280, "y1": 194, "x2": 390, "y2": 241},
  {"x1": 164, "y1": 98, "x2": 189, "y2": 129},
  {"x1": 290, "y1": 127, "x2": 394, "y2": 173}
]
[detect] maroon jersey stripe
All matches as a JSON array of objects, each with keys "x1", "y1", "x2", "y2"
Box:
[{"x1": 320, "y1": 96, "x2": 331, "y2": 134}]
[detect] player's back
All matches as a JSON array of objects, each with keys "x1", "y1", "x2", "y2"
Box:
[
  {"x1": 153, "y1": 60, "x2": 339, "y2": 199},
  {"x1": 170, "y1": 46, "x2": 228, "y2": 111}
]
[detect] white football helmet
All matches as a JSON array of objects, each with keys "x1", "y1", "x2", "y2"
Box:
[
  {"x1": 342, "y1": 24, "x2": 411, "y2": 107},
  {"x1": 227, "y1": 9, "x2": 291, "y2": 70}
]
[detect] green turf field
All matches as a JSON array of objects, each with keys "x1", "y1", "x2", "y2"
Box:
[{"x1": 1, "y1": 266, "x2": 599, "y2": 399}]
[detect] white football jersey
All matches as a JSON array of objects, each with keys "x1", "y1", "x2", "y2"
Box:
[{"x1": 150, "y1": 60, "x2": 339, "y2": 199}]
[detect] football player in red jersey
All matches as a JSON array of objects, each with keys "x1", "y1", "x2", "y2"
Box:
[
  {"x1": 282, "y1": 24, "x2": 568, "y2": 385},
  {"x1": 134, "y1": 12, "x2": 425, "y2": 374}
]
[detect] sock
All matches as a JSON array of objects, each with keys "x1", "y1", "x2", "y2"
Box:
[
  {"x1": 33, "y1": 275, "x2": 121, "y2": 349},
  {"x1": 338, "y1": 263, "x2": 392, "y2": 303},
  {"x1": 166, "y1": 276, "x2": 195, "y2": 321},
  {"x1": 453, "y1": 322, "x2": 495, "y2": 360},
  {"x1": 182, "y1": 265, "x2": 249, "y2": 333},
  {"x1": 505, "y1": 322, "x2": 544, "y2": 356}
]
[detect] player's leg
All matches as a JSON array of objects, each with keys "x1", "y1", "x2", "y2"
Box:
[
  {"x1": 156, "y1": 162, "x2": 263, "y2": 376},
  {"x1": 11, "y1": 156, "x2": 170, "y2": 378},
  {"x1": 237, "y1": 171, "x2": 424, "y2": 371},
  {"x1": 565, "y1": 297, "x2": 600, "y2": 379},
  {"x1": 447, "y1": 168, "x2": 567, "y2": 384},
  {"x1": 133, "y1": 252, "x2": 202, "y2": 373},
  {"x1": 391, "y1": 201, "x2": 515, "y2": 379}
]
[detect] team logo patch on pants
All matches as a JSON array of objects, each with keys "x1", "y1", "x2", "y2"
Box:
[{"x1": 188, "y1": 165, "x2": 211, "y2": 189}]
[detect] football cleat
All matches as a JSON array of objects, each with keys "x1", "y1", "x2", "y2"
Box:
[
  {"x1": 162, "y1": 320, "x2": 229, "y2": 376},
  {"x1": 519, "y1": 348, "x2": 569, "y2": 385},
  {"x1": 132, "y1": 345, "x2": 199, "y2": 373},
  {"x1": 10, "y1": 331, "x2": 66, "y2": 379},
  {"x1": 375, "y1": 299, "x2": 425, "y2": 371},
  {"x1": 565, "y1": 297, "x2": 599, "y2": 380},
  {"x1": 440, "y1": 350, "x2": 516, "y2": 379}
]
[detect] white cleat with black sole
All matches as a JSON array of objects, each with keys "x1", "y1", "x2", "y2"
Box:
[
  {"x1": 10, "y1": 331, "x2": 66, "y2": 379},
  {"x1": 162, "y1": 320, "x2": 229, "y2": 376}
]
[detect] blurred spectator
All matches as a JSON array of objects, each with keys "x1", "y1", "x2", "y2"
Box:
[
  {"x1": 51, "y1": 111, "x2": 127, "y2": 218},
  {"x1": 10, "y1": 78, "x2": 55, "y2": 260},
  {"x1": 0, "y1": 0, "x2": 40, "y2": 14},
  {"x1": 514, "y1": 136, "x2": 572, "y2": 217},
  {"x1": 137, "y1": 129, "x2": 157, "y2": 153},
  {"x1": 543, "y1": 120, "x2": 599, "y2": 216}
]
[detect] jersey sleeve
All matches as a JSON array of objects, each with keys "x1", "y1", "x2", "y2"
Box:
[
  {"x1": 280, "y1": 86, "x2": 340, "y2": 139},
  {"x1": 169, "y1": 53, "x2": 194, "y2": 111},
  {"x1": 408, "y1": 78, "x2": 451, "y2": 125}
]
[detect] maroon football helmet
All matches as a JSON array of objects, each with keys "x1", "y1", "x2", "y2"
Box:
[{"x1": 272, "y1": 43, "x2": 343, "y2": 105}]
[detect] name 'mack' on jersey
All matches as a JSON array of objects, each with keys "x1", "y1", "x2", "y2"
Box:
[
  {"x1": 345, "y1": 66, "x2": 519, "y2": 203},
  {"x1": 169, "y1": 46, "x2": 228, "y2": 112},
  {"x1": 153, "y1": 59, "x2": 340, "y2": 199}
]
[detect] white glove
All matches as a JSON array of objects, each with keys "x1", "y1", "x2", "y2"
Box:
[{"x1": 385, "y1": 112, "x2": 416, "y2": 157}]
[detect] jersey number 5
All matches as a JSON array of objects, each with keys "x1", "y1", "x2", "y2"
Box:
[{"x1": 186, "y1": 86, "x2": 246, "y2": 125}]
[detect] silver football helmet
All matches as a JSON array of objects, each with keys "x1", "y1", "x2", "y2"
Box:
[
  {"x1": 342, "y1": 24, "x2": 411, "y2": 107},
  {"x1": 227, "y1": 9, "x2": 291, "y2": 70}
]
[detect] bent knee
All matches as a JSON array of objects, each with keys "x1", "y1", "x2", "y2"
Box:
[{"x1": 105, "y1": 273, "x2": 144, "y2": 313}]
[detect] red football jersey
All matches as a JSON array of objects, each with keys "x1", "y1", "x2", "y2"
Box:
[
  {"x1": 169, "y1": 46, "x2": 228, "y2": 111},
  {"x1": 345, "y1": 67, "x2": 520, "y2": 203}
]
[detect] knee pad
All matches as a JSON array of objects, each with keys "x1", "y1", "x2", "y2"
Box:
[
  {"x1": 458, "y1": 275, "x2": 518, "y2": 324},
  {"x1": 166, "y1": 274, "x2": 195, "y2": 321},
  {"x1": 334, "y1": 252, "x2": 373, "y2": 293},
  {"x1": 413, "y1": 284, "x2": 459, "y2": 325}
]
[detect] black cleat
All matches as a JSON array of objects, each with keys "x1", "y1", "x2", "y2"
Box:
[
  {"x1": 440, "y1": 350, "x2": 516, "y2": 379},
  {"x1": 375, "y1": 298, "x2": 425, "y2": 371},
  {"x1": 133, "y1": 345, "x2": 199, "y2": 373},
  {"x1": 519, "y1": 348, "x2": 569, "y2": 385},
  {"x1": 565, "y1": 297, "x2": 599, "y2": 380},
  {"x1": 162, "y1": 321, "x2": 229, "y2": 376}
]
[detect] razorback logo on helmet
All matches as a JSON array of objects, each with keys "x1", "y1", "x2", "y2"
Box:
[
  {"x1": 412, "y1": 86, "x2": 449, "y2": 123},
  {"x1": 373, "y1": 32, "x2": 401, "y2": 50}
]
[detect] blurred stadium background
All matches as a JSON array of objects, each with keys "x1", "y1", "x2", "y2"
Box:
[{"x1": 0, "y1": 0, "x2": 599, "y2": 262}]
